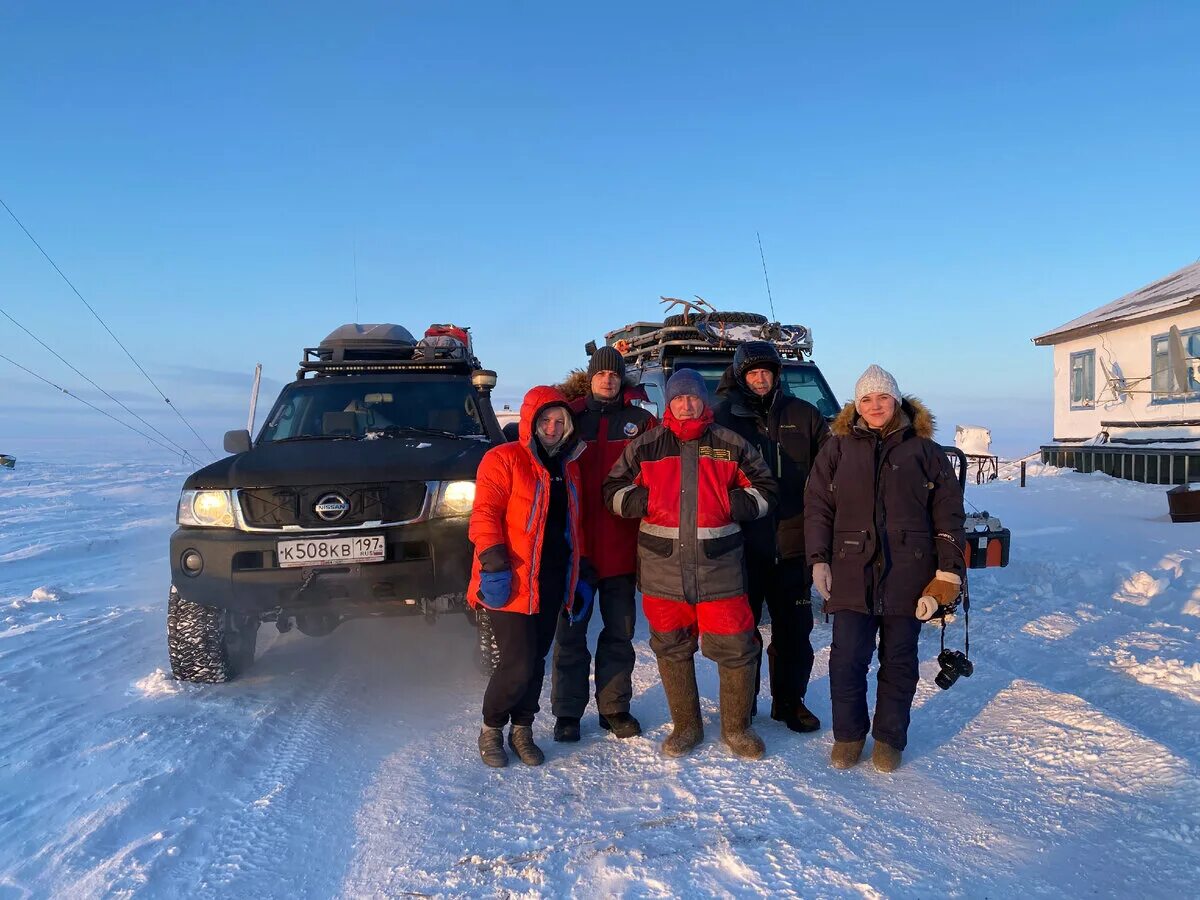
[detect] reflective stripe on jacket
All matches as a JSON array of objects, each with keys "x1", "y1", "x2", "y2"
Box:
[{"x1": 603, "y1": 408, "x2": 778, "y2": 604}]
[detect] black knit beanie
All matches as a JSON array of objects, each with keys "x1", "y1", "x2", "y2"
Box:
[{"x1": 587, "y1": 345, "x2": 626, "y2": 380}]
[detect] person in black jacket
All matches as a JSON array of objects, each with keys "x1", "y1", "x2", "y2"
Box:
[
  {"x1": 713, "y1": 342, "x2": 829, "y2": 733},
  {"x1": 804, "y1": 365, "x2": 965, "y2": 773}
]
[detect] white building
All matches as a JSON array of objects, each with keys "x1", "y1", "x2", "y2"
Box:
[{"x1": 1032, "y1": 260, "x2": 1200, "y2": 484}]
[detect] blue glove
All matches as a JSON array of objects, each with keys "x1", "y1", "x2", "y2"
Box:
[
  {"x1": 478, "y1": 569, "x2": 512, "y2": 609},
  {"x1": 568, "y1": 580, "x2": 595, "y2": 625}
]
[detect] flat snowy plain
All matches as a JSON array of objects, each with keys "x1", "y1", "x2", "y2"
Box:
[{"x1": 1, "y1": 460, "x2": 1198, "y2": 898}]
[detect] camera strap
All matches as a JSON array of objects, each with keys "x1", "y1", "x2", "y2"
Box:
[
  {"x1": 963, "y1": 572, "x2": 970, "y2": 660},
  {"x1": 939, "y1": 573, "x2": 970, "y2": 659}
]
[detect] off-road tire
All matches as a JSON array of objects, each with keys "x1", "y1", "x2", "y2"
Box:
[
  {"x1": 167, "y1": 587, "x2": 259, "y2": 683},
  {"x1": 475, "y1": 607, "x2": 500, "y2": 676},
  {"x1": 663, "y1": 311, "x2": 767, "y2": 327}
]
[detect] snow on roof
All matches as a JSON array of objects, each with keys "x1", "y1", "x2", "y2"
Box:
[{"x1": 1032, "y1": 260, "x2": 1200, "y2": 345}]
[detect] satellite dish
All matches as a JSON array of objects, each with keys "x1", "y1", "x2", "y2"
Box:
[
  {"x1": 1110, "y1": 360, "x2": 1130, "y2": 400},
  {"x1": 1168, "y1": 325, "x2": 1190, "y2": 393},
  {"x1": 1099, "y1": 357, "x2": 1128, "y2": 402}
]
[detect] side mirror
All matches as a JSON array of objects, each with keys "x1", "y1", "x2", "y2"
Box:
[{"x1": 224, "y1": 429, "x2": 252, "y2": 454}]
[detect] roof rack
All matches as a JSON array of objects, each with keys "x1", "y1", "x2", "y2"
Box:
[
  {"x1": 604, "y1": 299, "x2": 815, "y2": 368},
  {"x1": 297, "y1": 322, "x2": 482, "y2": 379}
]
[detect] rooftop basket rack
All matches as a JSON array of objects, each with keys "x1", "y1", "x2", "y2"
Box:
[{"x1": 602, "y1": 296, "x2": 815, "y2": 367}]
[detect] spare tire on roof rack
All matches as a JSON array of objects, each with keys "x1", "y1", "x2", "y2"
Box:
[{"x1": 663, "y1": 311, "x2": 768, "y2": 327}]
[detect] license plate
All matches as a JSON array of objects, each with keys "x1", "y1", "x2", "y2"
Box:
[{"x1": 277, "y1": 534, "x2": 386, "y2": 568}]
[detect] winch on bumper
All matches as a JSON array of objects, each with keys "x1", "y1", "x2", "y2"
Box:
[{"x1": 170, "y1": 515, "x2": 472, "y2": 618}]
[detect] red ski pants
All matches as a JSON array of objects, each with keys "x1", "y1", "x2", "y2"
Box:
[{"x1": 643, "y1": 594, "x2": 758, "y2": 668}]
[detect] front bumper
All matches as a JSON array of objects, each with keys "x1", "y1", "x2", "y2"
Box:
[{"x1": 169, "y1": 517, "x2": 473, "y2": 617}]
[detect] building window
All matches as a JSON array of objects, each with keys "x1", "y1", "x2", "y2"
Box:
[
  {"x1": 1150, "y1": 327, "x2": 1200, "y2": 402},
  {"x1": 1069, "y1": 349, "x2": 1095, "y2": 409}
]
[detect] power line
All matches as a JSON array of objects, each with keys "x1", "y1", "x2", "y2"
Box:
[
  {"x1": 0, "y1": 196, "x2": 217, "y2": 459},
  {"x1": 0, "y1": 351, "x2": 202, "y2": 464},
  {"x1": 0, "y1": 304, "x2": 197, "y2": 462}
]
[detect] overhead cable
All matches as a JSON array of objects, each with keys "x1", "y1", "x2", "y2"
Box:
[
  {"x1": 0, "y1": 195, "x2": 217, "y2": 459},
  {"x1": 0, "y1": 351, "x2": 202, "y2": 465},
  {"x1": 0, "y1": 305, "x2": 196, "y2": 461}
]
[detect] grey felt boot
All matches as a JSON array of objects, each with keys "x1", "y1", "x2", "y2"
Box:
[
  {"x1": 657, "y1": 657, "x2": 704, "y2": 758},
  {"x1": 718, "y1": 665, "x2": 765, "y2": 760}
]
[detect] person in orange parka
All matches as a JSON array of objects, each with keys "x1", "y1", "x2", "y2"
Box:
[{"x1": 468, "y1": 385, "x2": 594, "y2": 768}]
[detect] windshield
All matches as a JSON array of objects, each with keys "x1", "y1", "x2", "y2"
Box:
[
  {"x1": 258, "y1": 379, "x2": 486, "y2": 442},
  {"x1": 674, "y1": 361, "x2": 841, "y2": 418}
]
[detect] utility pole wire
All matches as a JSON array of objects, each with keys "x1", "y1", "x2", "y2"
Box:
[
  {"x1": 0, "y1": 305, "x2": 196, "y2": 461},
  {"x1": 0, "y1": 196, "x2": 217, "y2": 459},
  {"x1": 0, "y1": 351, "x2": 202, "y2": 465}
]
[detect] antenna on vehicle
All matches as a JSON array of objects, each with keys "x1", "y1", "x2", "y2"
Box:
[
  {"x1": 353, "y1": 237, "x2": 360, "y2": 322},
  {"x1": 247, "y1": 363, "x2": 263, "y2": 434},
  {"x1": 756, "y1": 232, "x2": 777, "y2": 322}
]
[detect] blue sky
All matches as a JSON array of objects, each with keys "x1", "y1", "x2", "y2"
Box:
[{"x1": 3, "y1": 1, "x2": 1199, "y2": 461}]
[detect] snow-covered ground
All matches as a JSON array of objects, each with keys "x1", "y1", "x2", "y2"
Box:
[{"x1": 1, "y1": 460, "x2": 1198, "y2": 897}]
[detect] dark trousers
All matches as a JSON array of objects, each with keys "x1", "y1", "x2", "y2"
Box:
[
  {"x1": 481, "y1": 563, "x2": 565, "y2": 728},
  {"x1": 551, "y1": 574, "x2": 637, "y2": 718},
  {"x1": 828, "y1": 611, "x2": 922, "y2": 750},
  {"x1": 747, "y1": 556, "x2": 816, "y2": 703}
]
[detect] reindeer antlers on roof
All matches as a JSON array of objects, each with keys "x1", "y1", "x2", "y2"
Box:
[{"x1": 659, "y1": 295, "x2": 717, "y2": 319}]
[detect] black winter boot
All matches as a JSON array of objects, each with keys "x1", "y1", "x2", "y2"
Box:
[
  {"x1": 478, "y1": 726, "x2": 508, "y2": 768},
  {"x1": 718, "y1": 665, "x2": 765, "y2": 760},
  {"x1": 657, "y1": 657, "x2": 704, "y2": 758},
  {"x1": 598, "y1": 711, "x2": 642, "y2": 738},
  {"x1": 771, "y1": 698, "x2": 821, "y2": 733},
  {"x1": 507, "y1": 724, "x2": 545, "y2": 766},
  {"x1": 554, "y1": 717, "x2": 581, "y2": 743}
]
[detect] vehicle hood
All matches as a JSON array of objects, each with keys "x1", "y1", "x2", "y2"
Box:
[{"x1": 182, "y1": 436, "x2": 493, "y2": 489}]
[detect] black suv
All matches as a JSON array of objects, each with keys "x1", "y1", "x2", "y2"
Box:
[
  {"x1": 598, "y1": 303, "x2": 840, "y2": 419},
  {"x1": 167, "y1": 323, "x2": 504, "y2": 682}
]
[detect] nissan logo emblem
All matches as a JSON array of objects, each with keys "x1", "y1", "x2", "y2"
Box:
[{"x1": 314, "y1": 493, "x2": 351, "y2": 521}]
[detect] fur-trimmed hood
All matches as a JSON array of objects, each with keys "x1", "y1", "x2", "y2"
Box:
[
  {"x1": 831, "y1": 396, "x2": 935, "y2": 440},
  {"x1": 557, "y1": 367, "x2": 640, "y2": 403},
  {"x1": 558, "y1": 369, "x2": 592, "y2": 402}
]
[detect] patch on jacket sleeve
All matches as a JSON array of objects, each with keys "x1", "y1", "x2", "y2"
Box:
[
  {"x1": 699, "y1": 446, "x2": 732, "y2": 460},
  {"x1": 624, "y1": 421, "x2": 639, "y2": 437}
]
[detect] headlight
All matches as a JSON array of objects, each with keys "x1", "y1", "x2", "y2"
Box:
[
  {"x1": 177, "y1": 489, "x2": 236, "y2": 527},
  {"x1": 433, "y1": 480, "x2": 475, "y2": 517}
]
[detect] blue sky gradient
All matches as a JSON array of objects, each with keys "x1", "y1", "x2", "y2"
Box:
[{"x1": 3, "y1": 2, "x2": 1199, "y2": 461}]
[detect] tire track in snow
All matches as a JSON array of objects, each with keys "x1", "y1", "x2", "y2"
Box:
[{"x1": 173, "y1": 667, "x2": 359, "y2": 897}]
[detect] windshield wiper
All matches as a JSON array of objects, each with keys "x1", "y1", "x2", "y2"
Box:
[
  {"x1": 369, "y1": 425, "x2": 465, "y2": 441},
  {"x1": 269, "y1": 434, "x2": 359, "y2": 444}
]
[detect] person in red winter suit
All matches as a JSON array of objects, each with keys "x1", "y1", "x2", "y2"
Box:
[{"x1": 604, "y1": 368, "x2": 778, "y2": 760}]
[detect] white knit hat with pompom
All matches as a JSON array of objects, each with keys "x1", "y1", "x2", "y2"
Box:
[{"x1": 853, "y1": 364, "x2": 901, "y2": 405}]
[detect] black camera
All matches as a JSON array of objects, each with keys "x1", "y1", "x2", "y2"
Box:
[{"x1": 934, "y1": 649, "x2": 974, "y2": 690}]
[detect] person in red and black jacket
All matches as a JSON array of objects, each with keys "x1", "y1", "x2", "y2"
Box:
[
  {"x1": 604, "y1": 368, "x2": 778, "y2": 760},
  {"x1": 551, "y1": 347, "x2": 657, "y2": 743}
]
